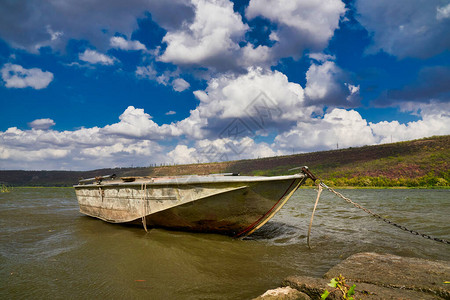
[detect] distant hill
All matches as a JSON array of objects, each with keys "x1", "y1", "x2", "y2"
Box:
[{"x1": 1, "y1": 135, "x2": 448, "y2": 187}]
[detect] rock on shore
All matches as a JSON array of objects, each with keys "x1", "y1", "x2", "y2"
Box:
[{"x1": 254, "y1": 252, "x2": 450, "y2": 300}]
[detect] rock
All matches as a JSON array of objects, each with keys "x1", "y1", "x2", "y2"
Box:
[
  {"x1": 253, "y1": 286, "x2": 310, "y2": 300},
  {"x1": 282, "y1": 276, "x2": 327, "y2": 299},
  {"x1": 283, "y1": 275, "x2": 441, "y2": 299},
  {"x1": 257, "y1": 252, "x2": 449, "y2": 299},
  {"x1": 324, "y1": 252, "x2": 450, "y2": 299}
]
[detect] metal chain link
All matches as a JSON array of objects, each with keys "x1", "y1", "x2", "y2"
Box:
[{"x1": 319, "y1": 181, "x2": 450, "y2": 245}]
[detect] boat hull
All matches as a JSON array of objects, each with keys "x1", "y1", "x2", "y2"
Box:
[{"x1": 74, "y1": 174, "x2": 306, "y2": 236}]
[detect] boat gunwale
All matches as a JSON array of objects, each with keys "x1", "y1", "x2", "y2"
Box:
[{"x1": 73, "y1": 174, "x2": 306, "y2": 188}]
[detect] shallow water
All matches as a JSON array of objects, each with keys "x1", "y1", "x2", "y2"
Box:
[{"x1": 1, "y1": 188, "x2": 449, "y2": 299}]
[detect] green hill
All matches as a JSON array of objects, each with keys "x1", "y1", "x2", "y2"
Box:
[{"x1": 0, "y1": 135, "x2": 448, "y2": 187}]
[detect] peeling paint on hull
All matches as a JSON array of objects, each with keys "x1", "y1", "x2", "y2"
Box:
[{"x1": 74, "y1": 174, "x2": 306, "y2": 236}]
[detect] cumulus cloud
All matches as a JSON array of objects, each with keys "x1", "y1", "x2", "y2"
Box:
[
  {"x1": 304, "y1": 56, "x2": 360, "y2": 106},
  {"x1": 167, "y1": 145, "x2": 198, "y2": 164},
  {"x1": 172, "y1": 78, "x2": 190, "y2": 92},
  {"x1": 1, "y1": 63, "x2": 53, "y2": 89},
  {"x1": 371, "y1": 103, "x2": 450, "y2": 143},
  {"x1": 0, "y1": 109, "x2": 170, "y2": 170},
  {"x1": 436, "y1": 3, "x2": 450, "y2": 20},
  {"x1": 0, "y1": 0, "x2": 348, "y2": 75},
  {"x1": 174, "y1": 67, "x2": 312, "y2": 140},
  {"x1": 159, "y1": 0, "x2": 249, "y2": 71},
  {"x1": 167, "y1": 138, "x2": 278, "y2": 164},
  {"x1": 110, "y1": 36, "x2": 146, "y2": 51},
  {"x1": 192, "y1": 67, "x2": 307, "y2": 120},
  {"x1": 28, "y1": 118, "x2": 56, "y2": 130},
  {"x1": 80, "y1": 140, "x2": 155, "y2": 158},
  {"x1": 159, "y1": 0, "x2": 348, "y2": 71},
  {"x1": 79, "y1": 50, "x2": 116, "y2": 65},
  {"x1": 176, "y1": 61, "x2": 361, "y2": 143},
  {"x1": 0, "y1": 0, "x2": 194, "y2": 52},
  {"x1": 135, "y1": 65, "x2": 190, "y2": 91},
  {"x1": 246, "y1": 0, "x2": 346, "y2": 58},
  {"x1": 1, "y1": 102, "x2": 449, "y2": 170},
  {"x1": 356, "y1": 0, "x2": 450, "y2": 58},
  {"x1": 274, "y1": 105, "x2": 450, "y2": 153},
  {"x1": 174, "y1": 64, "x2": 361, "y2": 141},
  {"x1": 102, "y1": 106, "x2": 181, "y2": 139},
  {"x1": 275, "y1": 108, "x2": 376, "y2": 152}
]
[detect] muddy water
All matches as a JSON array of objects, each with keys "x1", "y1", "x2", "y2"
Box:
[{"x1": 1, "y1": 188, "x2": 449, "y2": 299}]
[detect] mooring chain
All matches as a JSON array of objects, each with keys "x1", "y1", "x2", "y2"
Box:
[{"x1": 319, "y1": 181, "x2": 450, "y2": 245}]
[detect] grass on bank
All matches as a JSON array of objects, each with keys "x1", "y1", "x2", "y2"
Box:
[{"x1": 0, "y1": 184, "x2": 12, "y2": 193}]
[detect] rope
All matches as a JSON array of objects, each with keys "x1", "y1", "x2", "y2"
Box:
[
  {"x1": 307, "y1": 184, "x2": 322, "y2": 249},
  {"x1": 141, "y1": 183, "x2": 148, "y2": 232},
  {"x1": 319, "y1": 181, "x2": 450, "y2": 245}
]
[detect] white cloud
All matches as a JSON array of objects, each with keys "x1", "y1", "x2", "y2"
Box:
[
  {"x1": 241, "y1": 44, "x2": 274, "y2": 66},
  {"x1": 46, "y1": 25, "x2": 63, "y2": 41},
  {"x1": 305, "y1": 61, "x2": 340, "y2": 101},
  {"x1": 0, "y1": 0, "x2": 194, "y2": 53},
  {"x1": 370, "y1": 102, "x2": 450, "y2": 143},
  {"x1": 80, "y1": 140, "x2": 154, "y2": 158},
  {"x1": 356, "y1": 0, "x2": 450, "y2": 58},
  {"x1": 1, "y1": 63, "x2": 53, "y2": 89},
  {"x1": 174, "y1": 67, "x2": 310, "y2": 140},
  {"x1": 102, "y1": 106, "x2": 181, "y2": 139},
  {"x1": 308, "y1": 52, "x2": 336, "y2": 63},
  {"x1": 159, "y1": 0, "x2": 249, "y2": 70},
  {"x1": 136, "y1": 65, "x2": 157, "y2": 79},
  {"x1": 275, "y1": 105, "x2": 450, "y2": 153},
  {"x1": 275, "y1": 108, "x2": 376, "y2": 152},
  {"x1": 246, "y1": 0, "x2": 346, "y2": 58},
  {"x1": 437, "y1": 3, "x2": 450, "y2": 20},
  {"x1": 1, "y1": 102, "x2": 449, "y2": 170},
  {"x1": 110, "y1": 36, "x2": 146, "y2": 51},
  {"x1": 158, "y1": 0, "x2": 347, "y2": 71},
  {"x1": 79, "y1": 50, "x2": 116, "y2": 65},
  {"x1": 0, "y1": 147, "x2": 69, "y2": 162},
  {"x1": 192, "y1": 67, "x2": 307, "y2": 120},
  {"x1": 136, "y1": 65, "x2": 190, "y2": 91},
  {"x1": 167, "y1": 138, "x2": 278, "y2": 164},
  {"x1": 0, "y1": 109, "x2": 171, "y2": 170},
  {"x1": 167, "y1": 145, "x2": 198, "y2": 164},
  {"x1": 176, "y1": 62, "x2": 359, "y2": 143},
  {"x1": 178, "y1": 62, "x2": 360, "y2": 142},
  {"x1": 165, "y1": 110, "x2": 176, "y2": 115},
  {"x1": 28, "y1": 118, "x2": 56, "y2": 130},
  {"x1": 304, "y1": 59, "x2": 359, "y2": 106},
  {"x1": 172, "y1": 78, "x2": 190, "y2": 92}
]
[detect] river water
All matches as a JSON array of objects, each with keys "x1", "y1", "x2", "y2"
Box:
[{"x1": 1, "y1": 188, "x2": 449, "y2": 299}]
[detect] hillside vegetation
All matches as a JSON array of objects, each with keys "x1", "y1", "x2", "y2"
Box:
[{"x1": 0, "y1": 135, "x2": 448, "y2": 187}]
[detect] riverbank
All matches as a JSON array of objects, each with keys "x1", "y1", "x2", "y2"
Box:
[{"x1": 255, "y1": 252, "x2": 450, "y2": 299}]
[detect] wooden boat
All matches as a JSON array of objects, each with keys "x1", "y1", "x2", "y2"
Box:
[{"x1": 74, "y1": 167, "x2": 314, "y2": 237}]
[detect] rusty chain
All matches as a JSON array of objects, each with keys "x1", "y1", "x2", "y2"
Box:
[{"x1": 319, "y1": 181, "x2": 450, "y2": 245}]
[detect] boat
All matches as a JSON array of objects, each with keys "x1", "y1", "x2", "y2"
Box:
[{"x1": 74, "y1": 167, "x2": 315, "y2": 237}]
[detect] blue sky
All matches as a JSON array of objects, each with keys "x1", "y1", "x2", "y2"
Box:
[{"x1": 0, "y1": 0, "x2": 449, "y2": 170}]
